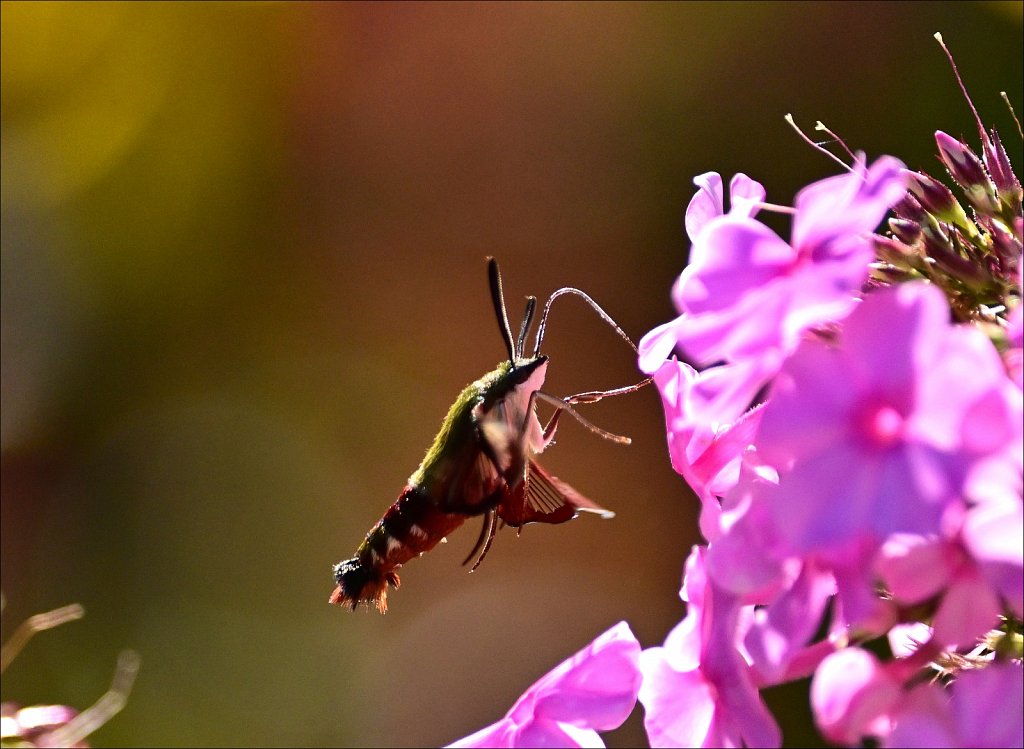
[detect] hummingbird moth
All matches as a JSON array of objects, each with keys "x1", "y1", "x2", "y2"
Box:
[{"x1": 330, "y1": 258, "x2": 649, "y2": 613}]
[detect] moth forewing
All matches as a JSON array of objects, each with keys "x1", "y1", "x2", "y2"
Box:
[{"x1": 474, "y1": 358, "x2": 548, "y2": 483}]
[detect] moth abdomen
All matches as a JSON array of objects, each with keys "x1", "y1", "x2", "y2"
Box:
[{"x1": 330, "y1": 485, "x2": 465, "y2": 613}]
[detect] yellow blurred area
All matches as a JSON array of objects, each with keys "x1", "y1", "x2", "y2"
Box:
[{"x1": 1, "y1": 2, "x2": 1020, "y2": 747}]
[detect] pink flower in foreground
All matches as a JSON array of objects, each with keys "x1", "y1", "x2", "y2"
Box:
[
  {"x1": 638, "y1": 547, "x2": 780, "y2": 748},
  {"x1": 447, "y1": 622, "x2": 641, "y2": 748}
]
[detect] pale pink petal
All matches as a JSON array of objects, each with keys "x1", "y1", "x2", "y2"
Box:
[
  {"x1": 637, "y1": 321, "x2": 683, "y2": 375},
  {"x1": 513, "y1": 720, "x2": 604, "y2": 748},
  {"x1": 638, "y1": 651, "x2": 716, "y2": 748},
  {"x1": 727, "y1": 173, "x2": 767, "y2": 218},
  {"x1": 792, "y1": 155, "x2": 906, "y2": 253},
  {"x1": 876, "y1": 534, "x2": 955, "y2": 604},
  {"x1": 448, "y1": 719, "x2": 517, "y2": 748},
  {"x1": 962, "y1": 499, "x2": 1024, "y2": 616},
  {"x1": 684, "y1": 172, "x2": 725, "y2": 244},
  {"x1": 811, "y1": 648, "x2": 901, "y2": 745},
  {"x1": 743, "y1": 563, "x2": 836, "y2": 685},
  {"x1": 930, "y1": 568, "x2": 1001, "y2": 648},
  {"x1": 886, "y1": 622, "x2": 934, "y2": 659}
]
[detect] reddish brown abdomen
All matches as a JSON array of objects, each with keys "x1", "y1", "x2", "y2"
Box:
[{"x1": 330, "y1": 485, "x2": 465, "y2": 613}]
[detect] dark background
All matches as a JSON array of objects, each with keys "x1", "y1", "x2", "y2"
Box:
[{"x1": 2, "y1": 2, "x2": 1021, "y2": 746}]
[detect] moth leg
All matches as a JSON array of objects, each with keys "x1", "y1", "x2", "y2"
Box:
[
  {"x1": 461, "y1": 508, "x2": 498, "y2": 570},
  {"x1": 538, "y1": 377, "x2": 651, "y2": 449}
]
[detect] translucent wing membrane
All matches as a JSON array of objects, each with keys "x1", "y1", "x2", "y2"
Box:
[{"x1": 526, "y1": 459, "x2": 614, "y2": 519}]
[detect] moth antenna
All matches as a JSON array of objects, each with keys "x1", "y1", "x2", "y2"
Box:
[
  {"x1": 515, "y1": 296, "x2": 537, "y2": 359},
  {"x1": 487, "y1": 257, "x2": 516, "y2": 365},
  {"x1": 534, "y1": 390, "x2": 632, "y2": 445},
  {"x1": 533, "y1": 288, "x2": 638, "y2": 357}
]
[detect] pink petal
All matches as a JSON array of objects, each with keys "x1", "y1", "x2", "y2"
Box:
[
  {"x1": 876, "y1": 534, "x2": 956, "y2": 604},
  {"x1": 684, "y1": 172, "x2": 725, "y2": 244},
  {"x1": 811, "y1": 648, "x2": 901, "y2": 745},
  {"x1": 884, "y1": 683, "x2": 955, "y2": 748},
  {"x1": 792, "y1": 156, "x2": 906, "y2": 253},
  {"x1": 950, "y1": 662, "x2": 1024, "y2": 747},
  {"x1": 743, "y1": 563, "x2": 836, "y2": 685},
  {"x1": 726, "y1": 173, "x2": 767, "y2": 219},
  {"x1": 512, "y1": 622, "x2": 640, "y2": 731},
  {"x1": 962, "y1": 499, "x2": 1024, "y2": 617},
  {"x1": 448, "y1": 719, "x2": 517, "y2": 748},
  {"x1": 513, "y1": 720, "x2": 604, "y2": 748},
  {"x1": 930, "y1": 568, "x2": 1001, "y2": 648},
  {"x1": 638, "y1": 651, "x2": 716, "y2": 749},
  {"x1": 886, "y1": 622, "x2": 934, "y2": 659},
  {"x1": 677, "y1": 216, "x2": 794, "y2": 315}
]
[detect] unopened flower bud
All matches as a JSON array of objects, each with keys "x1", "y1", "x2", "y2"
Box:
[
  {"x1": 935, "y1": 131, "x2": 989, "y2": 185},
  {"x1": 978, "y1": 215, "x2": 1023, "y2": 271},
  {"x1": 984, "y1": 128, "x2": 1023, "y2": 210},
  {"x1": 888, "y1": 218, "x2": 922, "y2": 246},
  {"x1": 921, "y1": 228, "x2": 987, "y2": 289},
  {"x1": 935, "y1": 131, "x2": 999, "y2": 214},
  {"x1": 893, "y1": 192, "x2": 927, "y2": 223},
  {"x1": 874, "y1": 235, "x2": 922, "y2": 273},
  {"x1": 904, "y1": 169, "x2": 974, "y2": 231}
]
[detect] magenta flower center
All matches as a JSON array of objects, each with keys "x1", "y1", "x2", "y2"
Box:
[{"x1": 857, "y1": 402, "x2": 905, "y2": 448}]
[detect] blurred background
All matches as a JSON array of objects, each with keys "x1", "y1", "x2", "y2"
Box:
[{"x1": 1, "y1": 2, "x2": 1021, "y2": 746}]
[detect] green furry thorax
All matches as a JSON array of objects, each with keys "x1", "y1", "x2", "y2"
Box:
[{"x1": 408, "y1": 358, "x2": 543, "y2": 488}]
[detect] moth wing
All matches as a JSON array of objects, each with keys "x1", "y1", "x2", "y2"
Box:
[
  {"x1": 475, "y1": 399, "x2": 531, "y2": 485},
  {"x1": 498, "y1": 459, "x2": 614, "y2": 527}
]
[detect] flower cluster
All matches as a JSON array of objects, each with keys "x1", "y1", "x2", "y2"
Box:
[{"x1": 447, "y1": 38, "x2": 1022, "y2": 749}]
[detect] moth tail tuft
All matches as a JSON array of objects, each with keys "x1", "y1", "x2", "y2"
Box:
[{"x1": 329, "y1": 558, "x2": 400, "y2": 614}]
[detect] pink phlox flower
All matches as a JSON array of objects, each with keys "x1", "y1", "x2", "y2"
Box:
[
  {"x1": 884, "y1": 662, "x2": 1024, "y2": 748},
  {"x1": 447, "y1": 622, "x2": 642, "y2": 749},
  {"x1": 671, "y1": 155, "x2": 905, "y2": 368},
  {"x1": 638, "y1": 547, "x2": 781, "y2": 748},
  {"x1": 755, "y1": 282, "x2": 1020, "y2": 559}
]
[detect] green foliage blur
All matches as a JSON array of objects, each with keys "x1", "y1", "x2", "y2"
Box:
[{"x1": 2, "y1": 2, "x2": 1021, "y2": 747}]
